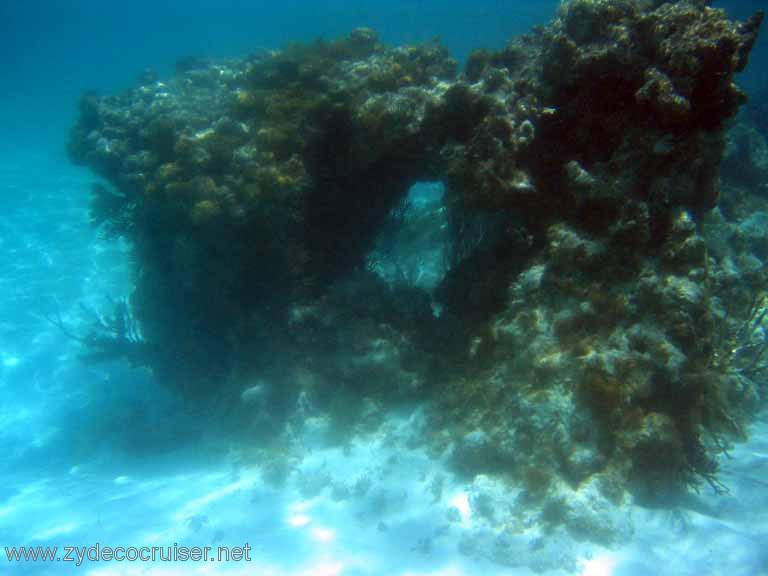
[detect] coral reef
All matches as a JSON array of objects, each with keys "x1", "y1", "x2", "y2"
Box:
[{"x1": 68, "y1": 0, "x2": 764, "y2": 536}]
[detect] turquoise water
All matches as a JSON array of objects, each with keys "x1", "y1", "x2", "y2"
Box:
[{"x1": 1, "y1": 2, "x2": 767, "y2": 575}]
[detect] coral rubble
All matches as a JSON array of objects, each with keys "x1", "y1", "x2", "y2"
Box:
[{"x1": 68, "y1": 0, "x2": 764, "y2": 536}]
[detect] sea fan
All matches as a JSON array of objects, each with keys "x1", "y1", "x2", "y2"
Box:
[{"x1": 90, "y1": 182, "x2": 137, "y2": 238}]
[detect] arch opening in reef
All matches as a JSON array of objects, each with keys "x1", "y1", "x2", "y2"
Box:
[{"x1": 366, "y1": 180, "x2": 450, "y2": 294}]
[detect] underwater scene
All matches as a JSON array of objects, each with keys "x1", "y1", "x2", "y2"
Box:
[{"x1": 1, "y1": 0, "x2": 768, "y2": 574}]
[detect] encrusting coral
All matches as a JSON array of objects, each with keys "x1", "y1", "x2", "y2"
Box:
[{"x1": 68, "y1": 0, "x2": 764, "y2": 537}]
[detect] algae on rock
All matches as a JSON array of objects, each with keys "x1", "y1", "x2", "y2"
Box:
[{"x1": 68, "y1": 0, "x2": 764, "y2": 530}]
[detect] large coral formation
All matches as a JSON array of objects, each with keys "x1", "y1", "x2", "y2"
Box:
[{"x1": 69, "y1": 0, "x2": 764, "y2": 530}]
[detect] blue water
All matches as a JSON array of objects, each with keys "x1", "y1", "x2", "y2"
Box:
[{"x1": 1, "y1": 2, "x2": 767, "y2": 575}]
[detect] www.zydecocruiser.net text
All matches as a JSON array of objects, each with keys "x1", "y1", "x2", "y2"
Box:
[{"x1": 5, "y1": 543, "x2": 252, "y2": 566}]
